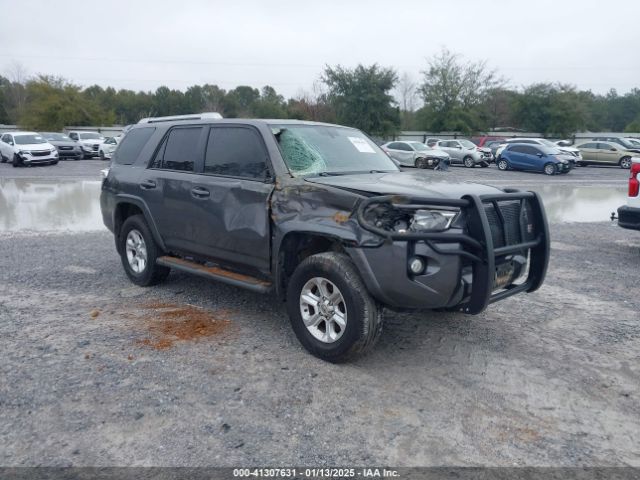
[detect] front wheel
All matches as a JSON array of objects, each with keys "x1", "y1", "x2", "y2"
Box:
[
  {"x1": 0, "y1": 153, "x2": 6, "y2": 163},
  {"x1": 99, "y1": 151, "x2": 105, "y2": 160},
  {"x1": 118, "y1": 215, "x2": 170, "y2": 286},
  {"x1": 12, "y1": 154, "x2": 22, "y2": 168},
  {"x1": 497, "y1": 159, "x2": 509, "y2": 171},
  {"x1": 415, "y1": 157, "x2": 427, "y2": 169},
  {"x1": 286, "y1": 252, "x2": 383, "y2": 363},
  {"x1": 544, "y1": 163, "x2": 557, "y2": 176},
  {"x1": 463, "y1": 156, "x2": 475, "y2": 168},
  {"x1": 620, "y1": 157, "x2": 631, "y2": 169}
]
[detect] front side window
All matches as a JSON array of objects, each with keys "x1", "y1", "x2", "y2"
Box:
[
  {"x1": 459, "y1": 139, "x2": 476, "y2": 149},
  {"x1": 271, "y1": 124, "x2": 398, "y2": 177},
  {"x1": 408, "y1": 142, "x2": 429, "y2": 151},
  {"x1": 152, "y1": 127, "x2": 202, "y2": 172},
  {"x1": 204, "y1": 126, "x2": 268, "y2": 179}
]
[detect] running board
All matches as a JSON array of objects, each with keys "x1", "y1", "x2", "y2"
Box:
[{"x1": 156, "y1": 256, "x2": 272, "y2": 293}]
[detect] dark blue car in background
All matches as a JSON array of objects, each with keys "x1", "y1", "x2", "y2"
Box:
[{"x1": 497, "y1": 144, "x2": 574, "y2": 175}]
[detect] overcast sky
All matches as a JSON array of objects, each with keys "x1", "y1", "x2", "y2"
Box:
[{"x1": 2, "y1": 0, "x2": 639, "y2": 102}]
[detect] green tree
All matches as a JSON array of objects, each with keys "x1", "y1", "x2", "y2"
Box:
[
  {"x1": 20, "y1": 76, "x2": 114, "y2": 130},
  {"x1": 418, "y1": 48, "x2": 504, "y2": 132},
  {"x1": 322, "y1": 63, "x2": 400, "y2": 137}
]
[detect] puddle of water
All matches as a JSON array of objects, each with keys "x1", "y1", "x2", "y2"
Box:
[
  {"x1": 0, "y1": 178, "x2": 627, "y2": 232},
  {"x1": 532, "y1": 185, "x2": 627, "y2": 223},
  {"x1": 0, "y1": 178, "x2": 105, "y2": 231}
]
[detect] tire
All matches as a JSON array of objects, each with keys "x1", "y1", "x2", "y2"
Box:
[
  {"x1": 620, "y1": 157, "x2": 631, "y2": 169},
  {"x1": 497, "y1": 159, "x2": 509, "y2": 171},
  {"x1": 99, "y1": 151, "x2": 105, "y2": 160},
  {"x1": 463, "y1": 156, "x2": 475, "y2": 168},
  {"x1": 543, "y1": 163, "x2": 557, "y2": 176},
  {"x1": 79, "y1": 152, "x2": 85, "y2": 160},
  {"x1": 286, "y1": 252, "x2": 383, "y2": 363},
  {"x1": 0, "y1": 153, "x2": 6, "y2": 163},
  {"x1": 118, "y1": 215, "x2": 170, "y2": 286},
  {"x1": 12, "y1": 154, "x2": 22, "y2": 168},
  {"x1": 415, "y1": 157, "x2": 427, "y2": 169},
  {"x1": 51, "y1": 161, "x2": 58, "y2": 165}
]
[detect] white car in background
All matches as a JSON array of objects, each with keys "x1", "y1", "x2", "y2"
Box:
[
  {"x1": 67, "y1": 130, "x2": 105, "y2": 159},
  {"x1": 381, "y1": 140, "x2": 450, "y2": 169},
  {"x1": 99, "y1": 136, "x2": 120, "y2": 160},
  {"x1": 617, "y1": 157, "x2": 640, "y2": 231},
  {"x1": 0, "y1": 131, "x2": 59, "y2": 167},
  {"x1": 496, "y1": 138, "x2": 582, "y2": 164}
]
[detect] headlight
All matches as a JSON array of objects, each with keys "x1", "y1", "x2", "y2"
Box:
[
  {"x1": 410, "y1": 209, "x2": 458, "y2": 232},
  {"x1": 18, "y1": 150, "x2": 30, "y2": 156},
  {"x1": 81, "y1": 145, "x2": 92, "y2": 151}
]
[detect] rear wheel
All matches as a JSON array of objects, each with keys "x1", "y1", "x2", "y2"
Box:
[
  {"x1": 543, "y1": 163, "x2": 557, "y2": 175},
  {"x1": 620, "y1": 157, "x2": 631, "y2": 169},
  {"x1": 287, "y1": 252, "x2": 383, "y2": 363},
  {"x1": 463, "y1": 156, "x2": 474, "y2": 168},
  {"x1": 497, "y1": 159, "x2": 509, "y2": 171},
  {"x1": 118, "y1": 215, "x2": 170, "y2": 286},
  {"x1": 0, "y1": 153, "x2": 6, "y2": 163}
]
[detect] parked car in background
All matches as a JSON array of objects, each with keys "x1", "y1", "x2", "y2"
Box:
[
  {"x1": 99, "y1": 136, "x2": 120, "y2": 160},
  {"x1": 381, "y1": 141, "x2": 450, "y2": 169},
  {"x1": 471, "y1": 135, "x2": 505, "y2": 147},
  {"x1": 425, "y1": 138, "x2": 441, "y2": 147},
  {"x1": 484, "y1": 140, "x2": 505, "y2": 158},
  {"x1": 591, "y1": 136, "x2": 640, "y2": 155},
  {"x1": 574, "y1": 141, "x2": 637, "y2": 168},
  {"x1": 624, "y1": 137, "x2": 640, "y2": 148},
  {"x1": 617, "y1": 157, "x2": 640, "y2": 231},
  {"x1": 41, "y1": 132, "x2": 83, "y2": 160},
  {"x1": 0, "y1": 131, "x2": 59, "y2": 167},
  {"x1": 436, "y1": 139, "x2": 492, "y2": 167},
  {"x1": 556, "y1": 139, "x2": 574, "y2": 147},
  {"x1": 67, "y1": 130, "x2": 105, "y2": 158},
  {"x1": 496, "y1": 138, "x2": 581, "y2": 165},
  {"x1": 497, "y1": 144, "x2": 573, "y2": 175}
]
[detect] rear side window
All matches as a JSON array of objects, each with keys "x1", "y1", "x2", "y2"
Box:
[
  {"x1": 508, "y1": 145, "x2": 526, "y2": 154},
  {"x1": 204, "y1": 127, "x2": 268, "y2": 180},
  {"x1": 113, "y1": 127, "x2": 155, "y2": 165},
  {"x1": 151, "y1": 127, "x2": 203, "y2": 172},
  {"x1": 579, "y1": 142, "x2": 597, "y2": 149}
]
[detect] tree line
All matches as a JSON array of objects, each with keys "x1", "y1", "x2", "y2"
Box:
[{"x1": 1, "y1": 49, "x2": 639, "y2": 138}]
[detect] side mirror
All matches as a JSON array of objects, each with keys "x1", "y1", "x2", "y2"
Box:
[
  {"x1": 537, "y1": 153, "x2": 544, "y2": 157},
  {"x1": 9, "y1": 141, "x2": 14, "y2": 146}
]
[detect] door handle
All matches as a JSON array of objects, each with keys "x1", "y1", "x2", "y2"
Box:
[
  {"x1": 191, "y1": 186, "x2": 210, "y2": 198},
  {"x1": 140, "y1": 180, "x2": 156, "y2": 189}
]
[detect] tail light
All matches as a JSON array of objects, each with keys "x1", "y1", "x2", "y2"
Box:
[{"x1": 629, "y1": 161, "x2": 640, "y2": 197}]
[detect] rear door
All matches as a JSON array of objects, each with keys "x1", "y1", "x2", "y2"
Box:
[
  {"x1": 143, "y1": 125, "x2": 207, "y2": 253},
  {"x1": 505, "y1": 145, "x2": 526, "y2": 169},
  {"x1": 389, "y1": 142, "x2": 414, "y2": 165},
  {"x1": 187, "y1": 125, "x2": 274, "y2": 272}
]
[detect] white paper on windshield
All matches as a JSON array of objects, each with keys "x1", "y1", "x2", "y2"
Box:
[{"x1": 348, "y1": 136, "x2": 376, "y2": 153}]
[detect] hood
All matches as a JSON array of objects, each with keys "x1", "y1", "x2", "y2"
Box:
[
  {"x1": 423, "y1": 148, "x2": 449, "y2": 159},
  {"x1": 16, "y1": 142, "x2": 54, "y2": 151},
  {"x1": 558, "y1": 146, "x2": 579, "y2": 153},
  {"x1": 79, "y1": 138, "x2": 104, "y2": 145},
  {"x1": 305, "y1": 170, "x2": 503, "y2": 198},
  {"x1": 48, "y1": 140, "x2": 77, "y2": 147}
]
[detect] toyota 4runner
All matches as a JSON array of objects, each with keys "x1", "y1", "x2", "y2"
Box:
[{"x1": 101, "y1": 118, "x2": 550, "y2": 362}]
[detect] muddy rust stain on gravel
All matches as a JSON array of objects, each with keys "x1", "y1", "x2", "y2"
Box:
[{"x1": 135, "y1": 302, "x2": 232, "y2": 350}]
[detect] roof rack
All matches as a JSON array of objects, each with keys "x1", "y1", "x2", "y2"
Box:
[{"x1": 137, "y1": 112, "x2": 223, "y2": 124}]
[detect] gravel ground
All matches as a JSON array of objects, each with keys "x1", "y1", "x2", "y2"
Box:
[{"x1": 0, "y1": 161, "x2": 639, "y2": 467}]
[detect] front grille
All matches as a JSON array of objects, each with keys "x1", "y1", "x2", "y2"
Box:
[
  {"x1": 92, "y1": 144, "x2": 99, "y2": 151},
  {"x1": 484, "y1": 200, "x2": 536, "y2": 248},
  {"x1": 31, "y1": 150, "x2": 50, "y2": 157},
  {"x1": 59, "y1": 146, "x2": 72, "y2": 151}
]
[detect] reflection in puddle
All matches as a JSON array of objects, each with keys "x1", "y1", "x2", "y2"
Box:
[
  {"x1": 0, "y1": 178, "x2": 105, "y2": 231},
  {"x1": 0, "y1": 178, "x2": 629, "y2": 231},
  {"x1": 532, "y1": 185, "x2": 627, "y2": 223}
]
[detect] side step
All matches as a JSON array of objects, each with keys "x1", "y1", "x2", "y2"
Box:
[{"x1": 156, "y1": 256, "x2": 272, "y2": 293}]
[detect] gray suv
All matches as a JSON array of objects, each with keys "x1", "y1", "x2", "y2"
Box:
[
  {"x1": 101, "y1": 118, "x2": 550, "y2": 362},
  {"x1": 436, "y1": 139, "x2": 492, "y2": 167}
]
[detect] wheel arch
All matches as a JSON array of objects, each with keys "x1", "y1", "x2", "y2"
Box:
[{"x1": 112, "y1": 195, "x2": 166, "y2": 254}]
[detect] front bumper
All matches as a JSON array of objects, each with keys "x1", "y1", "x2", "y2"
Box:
[
  {"x1": 20, "y1": 154, "x2": 58, "y2": 164},
  {"x1": 350, "y1": 191, "x2": 550, "y2": 313},
  {"x1": 617, "y1": 205, "x2": 640, "y2": 230}
]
